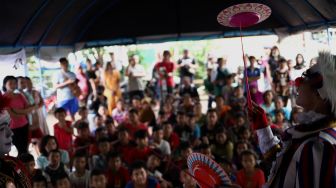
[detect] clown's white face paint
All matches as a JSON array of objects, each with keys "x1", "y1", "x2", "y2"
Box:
[{"x1": 0, "y1": 111, "x2": 13, "y2": 156}]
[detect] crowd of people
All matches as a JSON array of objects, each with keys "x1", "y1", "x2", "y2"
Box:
[{"x1": 0, "y1": 46, "x2": 321, "y2": 188}]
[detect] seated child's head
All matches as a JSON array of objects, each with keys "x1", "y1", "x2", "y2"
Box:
[
  {"x1": 235, "y1": 140, "x2": 250, "y2": 157},
  {"x1": 90, "y1": 169, "x2": 107, "y2": 188},
  {"x1": 107, "y1": 152, "x2": 122, "y2": 170},
  {"x1": 118, "y1": 127, "x2": 130, "y2": 144},
  {"x1": 48, "y1": 149, "x2": 61, "y2": 167},
  {"x1": 128, "y1": 108, "x2": 139, "y2": 123},
  {"x1": 73, "y1": 151, "x2": 87, "y2": 172},
  {"x1": 217, "y1": 157, "x2": 234, "y2": 175},
  {"x1": 186, "y1": 112, "x2": 196, "y2": 127},
  {"x1": 180, "y1": 142, "x2": 193, "y2": 160},
  {"x1": 19, "y1": 153, "x2": 35, "y2": 175},
  {"x1": 215, "y1": 127, "x2": 228, "y2": 145},
  {"x1": 152, "y1": 126, "x2": 164, "y2": 143},
  {"x1": 239, "y1": 127, "x2": 252, "y2": 141},
  {"x1": 105, "y1": 118, "x2": 116, "y2": 135},
  {"x1": 180, "y1": 165, "x2": 197, "y2": 187},
  {"x1": 275, "y1": 109, "x2": 285, "y2": 124},
  {"x1": 240, "y1": 150, "x2": 258, "y2": 171},
  {"x1": 199, "y1": 143, "x2": 212, "y2": 157},
  {"x1": 95, "y1": 127, "x2": 108, "y2": 140},
  {"x1": 40, "y1": 135, "x2": 59, "y2": 157},
  {"x1": 215, "y1": 95, "x2": 225, "y2": 107},
  {"x1": 97, "y1": 137, "x2": 110, "y2": 155},
  {"x1": 78, "y1": 106, "x2": 88, "y2": 119},
  {"x1": 146, "y1": 149, "x2": 162, "y2": 170},
  {"x1": 52, "y1": 173, "x2": 71, "y2": 188},
  {"x1": 235, "y1": 112, "x2": 246, "y2": 127},
  {"x1": 94, "y1": 114, "x2": 104, "y2": 128},
  {"x1": 176, "y1": 110, "x2": 187, "y2": 125},
  {"x1": 162, "y1": 121, "x2": 173, "y2": 138},
  {"x1": 32, "y1": 171, "x2": 47, "y2": 188},
  {"x1": 134, "y1": 130, "x2": 148, "y2": 149},
  {"x1": 54, "y1": 108, "x2": 67, "y2": 121},
  {"x1": 130, "y1": 161, "x2": 148, "y2": 187},
  {"x1": 98, "y1": 105, "x2": 109, "y2": 117},
  {"x1": 77, "y1": 122, "x2": 91, "y2": 138}
]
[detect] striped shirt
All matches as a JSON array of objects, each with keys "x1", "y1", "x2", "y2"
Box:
[{"x1": 257, "y1": 116, "x2": 336, "y2": 188}]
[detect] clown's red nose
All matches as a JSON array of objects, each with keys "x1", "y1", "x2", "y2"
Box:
[{"x1": 295, "y1": 77, "x2": 304, "y2": 87}]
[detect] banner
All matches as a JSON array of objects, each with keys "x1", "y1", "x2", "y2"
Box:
[{"x1": 0, "y1": 49, "x2": 26, "y2": 91}]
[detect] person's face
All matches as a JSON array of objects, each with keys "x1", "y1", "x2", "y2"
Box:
[
  {"x1": 129, "y1": 112, "x2": 139, "y2": 123},
  {"x1": 132, "y1": 168, "x2": 147, "y2": 186},
  {"x1": 79, "y1": 109, "x2": 88, "y2": 119},
  {"x1": 0, "y1": 114, "x2": 13, "y2": 155},
  {"x1": 95, "y1": 117, "x2": 103, "y2": 126},
  {"x1": 271, "y1": 48, "x2": 279, "y2": 57},
  {"x1": 183, "y1": 77, "x2": 191, "y2": 86},
  {"x1": 26, "y1": 79, "x2": 33, "y2": 90},
  {"x1": 216, "y1": 133, "x2": 227, "y2": 144},
  {"x1": 33, "y1": 181, "x2": 46, "y2": 188},
  {"x1": 216, "y1": 97, "x2": 224, "y2": 107},
  {"x1": 154, "y1": 130, "x2": 163, "y2": 141},
  {"x1": 74, "y1": 157, "x2": 87, "y2": 171},
  {"x1": 45, "y1": 138, "x2": 57, "y2": 152},
  {"x1": 241, "y1": 154, "x2": 256, "y2": 170},
  {"x1": 237, "y1": 117, "x2": 245, "y2": 126},
  {"x1": 163, "y1": 124, "x2": 172, "y2": 137},
  {"x1": 296, "y1": 77, "x2": 321, "y2": 110},
  {"x1": 108, "y1": 157, "x2": 121, "y2": 170},
  {"x1": 180, "y1": 170, "x2": 197, "y2": 187},
  {"x1": 202, "y1": 148, "x2": 212, "y2": 157},
  {"x1": 49, "y1": 152, "x2": 61, "y2": 166},
  {"x1": 163, "y1": 54, "x2": 171, "y2": 61},
  {"x1": 26, "y1": 161, "x2": 35, "y2": 175},
  {"x1": 182, "y1": 148, "x2": 193, "y2": 159},
  {"x1": 147, "y1": 155, "x2": 160, "y2": 169},
  {"x1": 91, "y1": 175, "x2": 107, "y2": 188},
  {"x1": 183, "y1": 50, "x2": 189, "y2": 57},
  {"x1": 5, "y1": 79, "x2": 17, "y2": 91},
  {"x1": 280, "y1": 62, "x2": 287, "y2": 69},
  {"x1": 237, "y1": 143, "x2": 248, "y2": 155},
  {"x1": 275, "y1": 113, "x2": 284, "y2": 123},
  {"x1": 55, "y1": 112, "x2": 66, "y2": 121},
  {"x1": 296, "y1": 55, "x2": 304, "y2": 64},
  {"x1": 60, "y1": 62, "x2": 69, "y2": 71},
  {"x1": 56, "y1": 178, "x2": 71, "y2": 188},
  {"x1": 118, "y1": 131, "x2": 129, "y2": 144},
  {"x1": 207, "y1": 112, "x2": 218, "y2": 126},
  {"x1": 265, "y1": 92, "x2": 273, "y2": 102},
  {"x1": 98, "y1": 142, "x2": 110, "y2": 154},
  {"x1": 242, "y1": 130, "x2": 251, "y2": 140},
  {"x1": 275, "y1": 99, "x2": 284, "y2": 109},
  {"x1": 17, "y1": 78, "x2": 27, "y2": 90},
  {"x1": 136, "y1": 137, "x2": 148, "y2": 148}
]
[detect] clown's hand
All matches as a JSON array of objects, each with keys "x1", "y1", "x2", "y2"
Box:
[{"x1": 248, "y1": 101, "x2": 269, "y2": 130}]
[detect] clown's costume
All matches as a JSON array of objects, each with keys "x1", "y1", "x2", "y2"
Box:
[
  {"x1": 251, "y1": 52, "x2": 336, "y2": 188},
  {"x1": 0, "y1": 93, "x2": 31, "y2": 187}
]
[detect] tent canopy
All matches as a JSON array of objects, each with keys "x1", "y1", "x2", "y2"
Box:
[{"x1": 1, "y1": 0, "x2": 336, "y2": 49}]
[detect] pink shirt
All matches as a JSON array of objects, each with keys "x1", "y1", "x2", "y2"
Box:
[{"x1": 5, "y1": 93, "x2": 29, "y2": 129}]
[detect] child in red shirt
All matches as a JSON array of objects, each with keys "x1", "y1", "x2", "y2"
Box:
[
  {"x1": 106, "y1": 152, "x2": 130, "y2": 188},
  {"x1": 154, "y1": 50, "x2": 175, "y2": 94},
  {"x1": 122, "y1": 108, "x2": 148, "y2": 140},
  {"x1": 236, "y1": 150, "x2": 265, "y2": 188},
  {"x1": 127, "y1": 130, "x2": 152, "y2": 165},
  {"x1": 53, "y1": 108, "x2": 73, "y2": 151}
]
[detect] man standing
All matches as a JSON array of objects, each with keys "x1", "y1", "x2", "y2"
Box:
[
  {"x1": 126, "y1": 55, "x2": 146, "y2": 100},
  {"x1": 53, "y1": 57, "x2": 79, "y2": 121},
  {"x1": 177, "y1": 49, "x2": 196, "y2": 81}
]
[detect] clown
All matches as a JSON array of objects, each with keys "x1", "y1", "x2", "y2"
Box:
[
  {"x1": 251, "y1": 52, "x2": 336, "y2": 187},
  {"x1": 0, "y1": 93, "x2": 31, "y2": 187}
]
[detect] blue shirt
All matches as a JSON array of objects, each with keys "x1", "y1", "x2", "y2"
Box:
[
  {"x1": 53, "y1": 70, "x2": 76, "y2": 101},
  {"x1": 125, "y1": 176, "x2": 159, "y2": 188}
]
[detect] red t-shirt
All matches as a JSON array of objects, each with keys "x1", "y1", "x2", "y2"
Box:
[
  {"x1": 236, "y1": 168, "x2": 265, "y2": 188},
  {"x1": 155, "y1": 61, "x2": 175, "y2": 87},
  {"x1": 123, "y1": 122, "x2": 148, "y2": 139},
  {"x1": 167, "y1": 132, "x2": 180, "y2": 151},
  {"x1": 106, "y1": 166, "x2": 130, "y2": 188},
  {"x1": 127, "y1": 147, "x2": 152, "y2": 165},
  {"x1": 5, "y1": 93, "x2": 29, "y2": 129},
  {"x1": 53, "y1": 121, "x2": 73, "y2": 151}
]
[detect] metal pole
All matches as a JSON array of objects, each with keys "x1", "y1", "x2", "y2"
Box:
[
  {"x1": 36, "y1": 48, "x2": 45, "y2": 98},
  {"x1": 327, "y1": 27, "x2": 332, "y2": 47}
]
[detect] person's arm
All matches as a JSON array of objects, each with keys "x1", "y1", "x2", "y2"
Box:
[{"x1": 125, "y1": 66, "x2": 131, "y2": 77}]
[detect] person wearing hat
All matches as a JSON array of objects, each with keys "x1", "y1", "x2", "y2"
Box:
[{"x1": 250, "y1": 52, "x2": 336, "y2": 188}]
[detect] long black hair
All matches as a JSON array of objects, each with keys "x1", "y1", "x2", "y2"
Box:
[
  {"x1": 39, "y1": 135, "x2": 59, "y2": 157},
  {"x1": 2, "y1": 75, "x2": 17, "y2": 92}
]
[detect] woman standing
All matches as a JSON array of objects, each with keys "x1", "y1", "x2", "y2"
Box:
[
  {"x1": 103, "y1": 62, "x2": 121, "y2": 115},
  {"x1": 2, "y1": 75, "x2": 37, "y2": 155}
]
